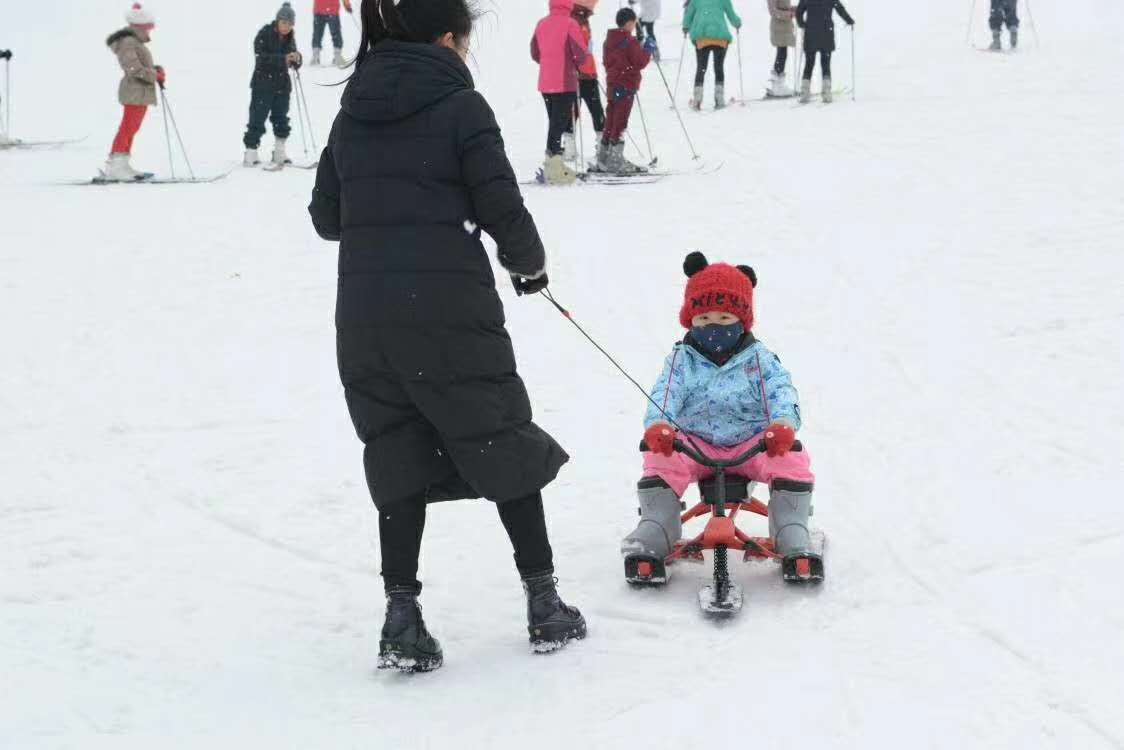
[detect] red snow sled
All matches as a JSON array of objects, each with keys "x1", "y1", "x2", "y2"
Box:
[{"x1": 630, "y1": 438, "x2": 826, "y2": 615}]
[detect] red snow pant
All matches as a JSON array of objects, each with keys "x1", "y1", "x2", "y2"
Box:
[
  {"x1": 111, "y1": 105, "x2": 148, "y2": 155},
  {"x1": 602, "y1": 86, "x2": 636, "y2": 144}
]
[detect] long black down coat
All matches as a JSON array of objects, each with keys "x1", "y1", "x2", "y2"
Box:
[
  {"x1": 308, "y1": 40, "x2": 568, "y2": 510},
  {"x1": 796, "y1": 0, "x2": 854, "y2": 53}
]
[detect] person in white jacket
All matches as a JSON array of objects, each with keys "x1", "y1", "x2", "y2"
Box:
[
  {"x1": 765, "y1": 0, "x2": 796, "y2": 97},
  {"x1": 629, "y1": 0, "x2": 661, "y2": 57}
]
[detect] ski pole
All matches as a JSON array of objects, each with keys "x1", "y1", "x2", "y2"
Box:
[
  {"x1": 965, "y1": 0, "x2": 977, "y2": 45},
  {"x1": 655, "y1": 60, "x2": 700, "y2": 160},
  {"x1": 160, "y1": 86, "x2": 195, "y2": 180},
  {"x1": 850, "y1": 25, "x2": 856, "y2": 101},
  {"x1": 736, "y1": 29, "x2": 745, "y2": 105},
  {"x1": 634, "y1": 92, "x2": 656, "y2": 166},
  {"x1": 291, "y1": 72, "x2": 310, "y2": 158},
  {"x1": 1024, "y1": 0, "x2": 1040, "y2": 47},
  {"x1": 159, "y1": 83, "x2": 175, "y2": 179},
  {"x1": 574, "y1": 93, "x2": 585, "y2": 172},
  {"x1": 672, "y1": 34, "x2": 687, "y2": 106},
  {"x1": 3, "y1": 56, "x2": 11, "y2": 138},
  {"x1": 294, "y1": 70, "x2": 319, "y2": 153}
]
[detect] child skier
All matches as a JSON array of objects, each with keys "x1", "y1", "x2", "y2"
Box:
[
  {"x1": 989, "y1": 0, "x2": 1019, "y2": 50},
  {"x1": 103, "y1": 3, "x2": 163, "y2": 181},
  {"x1": 628, "y1": 0, "x2": 662, "y2": 60},
  {"x1": 599, "y1": 8, "x2": 652, "y2": 174},
  {"x1": 682, "y1": 0, "x2": 741, "y2": 110},
  {"x1": 567, "y1": 0, "x2": 606, "y2": 163},
  {"x1": 243, "y1": 3, "x2": 302, "y2": 168},
  {"x1": 796, "y1": 0, "x2": 854, "y2": 103},
  {"x1": 531, "y1": 0, "x2": 590, "y2": 185},
  {"x1": 765, "y1": 0, "x2": 796, "y2": 98},
  {"x1": 311, "y1": 0, "x2": 353, "y2": 67},
  {"x1": 621, "y1": 252, "x2": 817, "y2": 584}
]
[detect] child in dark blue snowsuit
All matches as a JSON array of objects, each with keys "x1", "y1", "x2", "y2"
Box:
[{"x1": 989, "y1": 0, "x2": 1019, "y2": 50}]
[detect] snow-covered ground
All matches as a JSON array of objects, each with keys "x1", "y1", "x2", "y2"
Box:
[{"x1": 3, "y1": 0, "x2": 1123, "y2": 747}]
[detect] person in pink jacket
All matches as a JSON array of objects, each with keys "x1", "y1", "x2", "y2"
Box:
[{"x1": 531, "y1": 0, "x2": 589, "y2": 185}]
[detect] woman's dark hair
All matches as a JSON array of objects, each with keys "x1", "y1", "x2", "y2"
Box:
[{"x1": 353, "y1": 0, "x2": 477, "y2": 70}]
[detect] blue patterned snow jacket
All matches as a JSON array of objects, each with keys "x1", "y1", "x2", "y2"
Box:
[{"x1": 644, "y1": 336, "x2": 802, "y2": 447}]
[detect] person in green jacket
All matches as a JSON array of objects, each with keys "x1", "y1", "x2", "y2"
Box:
[{"x1": 682, "y1": 0, "x2": 741, "y2": 110}]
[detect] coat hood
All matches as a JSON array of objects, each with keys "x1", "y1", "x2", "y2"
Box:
[
  {"x1": 106, "y1": 27, "x2": 141, "y2": 48},
  {"x1": 550, "y1": 0, "x2": 575, "y2": 15},
  {"x1": 342, "y1": 41, "x2": 473, "y2": 123}
]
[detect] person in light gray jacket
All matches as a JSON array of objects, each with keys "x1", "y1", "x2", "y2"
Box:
[
  {"x1": 103, "y1": 3, "x2": 163, "y2": 181},
  {"x1": 766, "y1": 0, "x2": 796, "y2": 97}
]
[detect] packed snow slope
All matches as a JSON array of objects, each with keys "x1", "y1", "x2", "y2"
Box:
[{"x1": 3, "y1": 1, "x2": 1123, "y2": 747}]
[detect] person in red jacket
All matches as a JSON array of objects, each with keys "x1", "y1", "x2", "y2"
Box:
[
  {"x1": 599, "y1": 7, "x2": 651, "y2": 174},
  {"x1": 565, "y1": 1, "x2": 605, "y2": 163},
  {"x1": 311, "y1": 0, "x2": 352, "y2": 67}
]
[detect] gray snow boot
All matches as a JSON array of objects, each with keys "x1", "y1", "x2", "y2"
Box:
[
  {"x1": 990, "y1": 30, "x2": 1002, "y2": 50},
  {"x1": 689, "y1": 84, "x2": 704, "y2": 111},
  {"x1": 799, "y1": 79, "x2": 812, "y2": 103},
  {"x1": 822, "y1": 78, "x2": 833, "y2": 103},
  {"x1": 311, "y1": 48, "x2": 321, "y2": 66},
  {"x1": 768, "y1": 481, "x2": 823, "y2": 583},
  {"x1": 1010, "y1": 28, "x2": 1019, "y2": 49},
  {"x1": 522, "y1": 573, "x2": 587, "y2": 653},
  {"x1": 621, "y1": 479, "x2": 682, "y2": 584},
  {"x1": 715, "y1": 83, "x2": 727, "y2": 109},
  {"x1": 595, "y1": 140, "x2": 613, "y2": 172},
  {"x1": 377, "y1": 585, "x2": 443, "y2": 673},
  {"x1": 611, "y1": 142, "x2": 645, "y2": 175}
]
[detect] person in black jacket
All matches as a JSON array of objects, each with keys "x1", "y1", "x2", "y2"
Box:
[
  {"x1": 796, "y1": 0, "x2": 853, "y2": 104},
  {"x1": 308, "y1": 0, "x2": 586, "y2": 673},
  {"x1": 243, "y1": 3, "x2": 302, "y2": 167}
]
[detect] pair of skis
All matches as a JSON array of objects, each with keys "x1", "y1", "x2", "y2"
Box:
[
  {"x1": 0, "y1": 136, "x2": 85, "y2": 151},
  {"x1": 525, "y1": 159, "x2": 722, "y2": 187}
]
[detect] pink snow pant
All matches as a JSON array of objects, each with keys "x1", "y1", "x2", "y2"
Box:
[{"x1": 642, "y1": 434, "x2": 814, "y2": 498}]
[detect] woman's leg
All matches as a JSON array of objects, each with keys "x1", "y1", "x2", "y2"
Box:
[
  {"x1": 378, "y1": 498, "x2": 427, "y2": 590},
  {"x1": 496, "y1": 492, "x2": 554, "y2": 577},
  {"x1": 773, "y1": 45, "x2": 788, "y2": 75},
  {"x1": 694, "y1": 45, "x2": 711, "y2": 87},
  {"x1": 821, "y1": 51, "x2": 833, "y2": 82},
  {"x1": 712, "y1": 46, "x2": 727, "y2": 85},
  {"x1": 312, "y1": 14, "x2": 327, "y2": 50},
  {"x1": 802, "y1": 49, "x2": 817, "y2": 81},
  {"x1": 111, "y1": 105, "x2": 147, "y2": 154},
  {"x1": 580, "y1": 79, "x2": 605, "y2": 134}
]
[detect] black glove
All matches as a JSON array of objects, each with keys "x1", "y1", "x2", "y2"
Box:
[
  {"x1": 0, "y1": 50, "x2": 12, "y2": 60},
  {"x1": 511, "y1": 273, "x2": 549, "y2": 296}
]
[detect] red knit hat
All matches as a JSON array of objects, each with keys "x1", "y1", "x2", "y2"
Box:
[{"x1": 678, "y1": 251, "x2": 758, "y2": 329}]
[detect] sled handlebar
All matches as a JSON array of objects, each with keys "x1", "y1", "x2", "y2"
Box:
[{"x1": 639, "y1": 437, "x2": 802, "y2": 468}]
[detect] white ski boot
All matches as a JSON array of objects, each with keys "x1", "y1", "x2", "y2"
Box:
[
  {"x1": 689, "y1": 84, "x2": 704, "y2": 111},
  {"x1": 767, "y1": 71, "x2": 794, "y2": 98},
  {"x1": 311, "y1": 48, "x2": 322, "y2": 66},
  {"x1": 271, "y1": 138, "x2": 290, "y2": 167},
  {"x1": 541, "y1": 154, "x2": 578, "y2": 186},
  {"x1": 561, "y1": 132, "x2": 577, "y2": 165},
  {"x1": 989, "y1": 30, "x2": 1002, "y2": 51},
  {"x1": 101, "y1": 153, "x2": 142, "y2": 181},
  {"x1": 822, "y1": 77, "x2": 833, "y2": 103},
  {"x1": 332, "y1": 48, "x2": 346, "y2": 67},
  {"x1": 621, "y1": 480, "x2": 682, "y2": 584},
  {"x1": 715, "y1": 83, "x2": 727, "y2": 109},
  {"x1": 798, "y1": 79, "x2": 812, "y2": 103},
  {"x1": 243, "y1": 148, "x2": 261, "y2": 167}
]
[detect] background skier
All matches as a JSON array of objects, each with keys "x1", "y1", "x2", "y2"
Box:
[
  {"x1": 310, "y1": 0, "x2": 586, "y2": 672},
  {"x1": 312, "y1": 0, "x2": 353, "y2": 66},
  {"x1": 796, "y1": 0, "x2": 853, "y2": 103},
  {"x1": 103, "y1": 3, "x2": 162, "y2": 181},
  {"x1": 989, "y1": 0, "x2": 1019, "y2": 50},
  {"x1": 531, "y1": 0, "x2": 590, "y2": 185},
  {"x1": 243, "y1": 3, "x2": 302, "y2": 168},
  {"x1": 599, "y1": 8, "x2": 652, "y2": 173},
  {"x1": 766, "y1": 0, "x2": 796, "y2": 97},
  {"x1": 628, "y1": 0, "x2": 662, "y2": 59},
  {"x1": 568, "y1": 0, "x2": 605, "y2": 162},
  {"x1": 682, "y1": 0, "x2": 741, "y2": 110}
]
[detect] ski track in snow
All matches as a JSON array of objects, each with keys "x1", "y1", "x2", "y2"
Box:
[{"x1": 3, "y1": 1, "x2": 1124, "y2": 748}]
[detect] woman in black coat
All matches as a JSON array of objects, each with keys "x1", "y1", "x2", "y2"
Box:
[
  {"x1": 796, "y1": 0, "x2": 854, "y2": 103},
  {"x1": 308, "y1": 0, "x2": 585, "y2": 672}
]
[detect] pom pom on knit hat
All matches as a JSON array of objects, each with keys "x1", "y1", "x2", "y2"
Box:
[
  {"x1": 276, "y1": 2, "x2": 296, "y2": 24},
  {"x1": 126, "y1": 3, "x2": 155, "y2": 26},
  {"x1": 678, "y1": 251, "x2": 757, "y2": 329}
]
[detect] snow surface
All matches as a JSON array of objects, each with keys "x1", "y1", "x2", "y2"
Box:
[{"x1": 3, "y1": 1, "x2": 1123, "y2": 748}]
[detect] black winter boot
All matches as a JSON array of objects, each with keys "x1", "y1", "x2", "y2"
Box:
[
  {"x1": 378, "y1": 585, "x2": 443, "y2": 673},
  {"x1": 522, "y1": 573, "x2": 587, "y2": 653}
]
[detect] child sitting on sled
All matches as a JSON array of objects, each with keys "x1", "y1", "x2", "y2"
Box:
[{"x1": 621, "y1": 251, "x2": 816, "y2": 581}]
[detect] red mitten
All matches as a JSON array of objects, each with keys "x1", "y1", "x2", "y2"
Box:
[
  {"x1": 764, "y1": 423, "x2": 796, "y2": 457},
  {"x1": 155, "y1": 66, "x2": 166, "y2": 85},
  {"x1": 644, "y1": 423, "x2": 677, "y2": 457}
]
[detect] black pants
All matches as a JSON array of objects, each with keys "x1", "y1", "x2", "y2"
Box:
[
  {"x1": 568, "y1": 79, "x2": 605, "y2": 134},
  {"x1": 243, "y1": 88, "x2": 291, "y2": 149},
  {"x1": 312, "y1": 14, "x2": 343, "y2": 49},
  {"x1": 989, "y1": 0, "x2": 1019, "y2": 30},
  {"x1": 802, "y1": 49, "x2": 832, "y2": 81},
  {"x1": 379, "y1": 492, "x2": 555, "y2": 590},
  {"x1": 638, "y1": 21, "x2": 657, "y2": 45},
  {"x1": 542, "y1": 92, "x2": 576, "y2": 156},
  {"x1": 694, "y1": 45, "x2": 727, "y2": 86},
  {"x1": 773, "y1": 46, "x2": 788, "y2": 75}
]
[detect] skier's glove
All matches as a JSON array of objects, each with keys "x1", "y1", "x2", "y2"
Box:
[
  {"x1": 511, "y1": 273, "x2": 549, "y2": 296},
  {"x1": 644, "y1": 423, "x2": 678, "y2": 457},
  {"x1": 643, "y1": 36, "x2": 658, "y2": 54},
  {"x1": 0, "y1": 50, "x2": 12, "y2": 60},
  {"x1": 764, "y1": 423, "x2": 796, "y2": 458}
]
